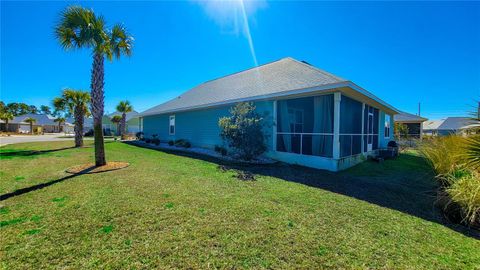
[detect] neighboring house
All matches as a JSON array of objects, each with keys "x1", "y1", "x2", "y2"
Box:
[
  {"x1": 140, "y1": 57, "x2": 398, "y2": 171},
  {"x1": 73, "y1": 112, "x2": 140, "y2": 135},
  {"x1": 423, "y1": 117, "x2": 480, "y2": 136},
  {"x1": 107, "y1": 111, "x2": 141, "y2": 134},
  {"x1": 0, "y1": 113, "x2": 69, "y2": 133},
  {"x1": 393, "y1": 111, "x2": 428, "y2": 139}
]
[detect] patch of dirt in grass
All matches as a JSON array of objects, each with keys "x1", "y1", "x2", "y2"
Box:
[{"x1": 66, "y1": 162, "x2": 129, "y2": 174}]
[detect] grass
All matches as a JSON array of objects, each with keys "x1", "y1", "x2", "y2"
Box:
[{"x1": 0, "y1": 141, "x2": 479, "y2": 269}]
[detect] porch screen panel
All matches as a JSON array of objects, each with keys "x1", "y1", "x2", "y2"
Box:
[
  {"x1": 373, "y1": 108, "x2": 379, "y2": 150},
  {"x1": 276, "y1": 95, "x2": 333, "y2": 158},
  {"x1": 339, "y1": 96, "x2": 363, "y2": 157},
  {"x1": 363, "y1": 105, "x2": 380, "y2": 152}
]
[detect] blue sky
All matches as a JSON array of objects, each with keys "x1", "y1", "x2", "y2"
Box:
[{"x1": 1, "y1": 1, "x2": 479, "y2": 119}]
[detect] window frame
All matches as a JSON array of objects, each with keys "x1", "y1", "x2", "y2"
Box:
[
  {"x1": 169, "y1": 115, "x2": 175, "y2": 135},
  {"x1": 384, "y1": 115, "x2": 391, "y2": 139}
]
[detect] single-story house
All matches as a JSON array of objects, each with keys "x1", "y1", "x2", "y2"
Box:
[
  {"x1": 74, "y1": 111, "x2": 141, "y2": 135},
  {"x1": 0, "y1": 113, "x2": 69, "y2": 133},
  {"x1": 393, "y1": 111, "x2": 428, "y2": 139},
  {"x1": 423, "y1": 117, "x2": 480, "y2": 136},
  {"x1": 107, "y1": 111, "x2": 141, "y2": 134},
  {"x1": 140, "y1": 57, "x2": 399, "y2": 171}
]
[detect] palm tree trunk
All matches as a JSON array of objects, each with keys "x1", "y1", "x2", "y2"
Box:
[
  {"x1": 90, "y1": 52, "x2": 106, "y2": 166},
  {"x1": 121, "y1": 113, "x2": 127, "y2": 137},
  {"x1": 58, "y1": 122, "x2": 61, "y2": 133},
  {"x1": 30, "y1": 123, "x2": 33, "y2": 134},
  {"x1": 74, "y1": 108, "x2": 84, "y2": 147},
  {"x1": 5, "y1": 120, "x2": 9, "y2": 132}
]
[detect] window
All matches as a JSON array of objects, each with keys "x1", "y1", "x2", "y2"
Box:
[
  {"x1": 384, "y1": 115, "x2": 391, "y2": 138},
  {"x1": 288, "y1": 108, "x2": 304, "y2": 133},
  {"x1": 276, "y1": 95, "x2": 334, "y2": 158},
  {"x1": 169, "y1": 115, "x2": 175, "y2": 135}
]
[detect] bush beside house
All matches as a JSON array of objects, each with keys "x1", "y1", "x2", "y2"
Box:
[{"x1": 218, "y1": 102, "x2": 266, "y2": 161}]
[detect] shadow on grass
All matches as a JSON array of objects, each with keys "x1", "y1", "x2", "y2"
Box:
[
  {"x1": 127, "y1": 142, "x2": 479, "y2": 240},
  {"x1": 0, "y1": 167, "x2": 97, "y2": 201},
  {"x1": 0, "y1": 147, "x2": 77, "y2": 160}
]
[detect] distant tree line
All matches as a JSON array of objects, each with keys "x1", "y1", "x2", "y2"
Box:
[{"x1": 0, "y1": 101, "x2": 52, "y2": 116}]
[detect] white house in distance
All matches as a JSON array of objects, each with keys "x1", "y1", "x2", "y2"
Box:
[
  {"x1": 0, "y1": 113, "x2": 72, "y2": 133},
  {"x1": 140, "y1": 57, "x2": 399, "y2": 171},
  {"x1": 423, "y1": 117, "x2": 480, "y2": 136}
]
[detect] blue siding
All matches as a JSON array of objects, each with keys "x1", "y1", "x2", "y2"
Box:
[
  {"x1": 143, "y1": 101, "x2": 274, "y2": 150},
  {"x1": 378, "y1": 111, "x2": 393, "y2": 148}
]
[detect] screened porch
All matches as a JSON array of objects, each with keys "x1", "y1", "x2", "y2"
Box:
[{"x1": 275, "y1": 93, "x2": 380, "y2": 160}]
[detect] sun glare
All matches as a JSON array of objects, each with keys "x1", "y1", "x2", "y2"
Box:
[{"x1": 195, "y1": 0, "x2": 265, "y2": 67}]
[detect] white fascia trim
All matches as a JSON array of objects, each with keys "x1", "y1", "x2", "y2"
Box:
[
  {"x1": 140, "y1": 81, "x2": 400, "y2": 117},
  {"x1": 346, "y1": 82, "x2": 399, "y2": 115}
]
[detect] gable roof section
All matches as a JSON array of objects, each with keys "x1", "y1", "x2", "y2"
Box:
[
  {"x1": 394, "y1": 111, "x2": 428, "y2": 122},
  {"x1": 10, "y1": 114, "x2": 56, "y2": 125},
  {"x1": 423, "y1": 117, "x2": 480, "y2": 130},
  {"x1": 141, "y1": 57, "x2": 397, "y2": 116},
  {"x1": 108, "y1": 111, "x2": 140, "y2": 121}
]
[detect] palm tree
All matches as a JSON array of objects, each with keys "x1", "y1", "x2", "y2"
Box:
[
  {"x1": 53, "y1": 89, "x2": 90, "y2": 147},
  {"x1": 54, "y1": 117, "x2": 66, "y2": 133},
  {"x1": 24, "y1": 117, "x2": 36, "y2": 134},
  {"x1": 110, "y1": 115, "x2": 122, "y2": 136},
  {"x1": 116, "y1": 100, "x2": 133, "y2": 137},
  {"x1": 1, "y1": 112, "x2": 14, "y2": 132},
  {"x1": 55, "y1": 6, "x2": 133, "y2": 166}
]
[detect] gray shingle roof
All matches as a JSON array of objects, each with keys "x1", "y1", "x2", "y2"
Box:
[
  {"x1": 141, "y1": 57, "x2": 347, "y2": 116},
  {"x1": 108, "y1": 111, "x2": 140, "y2": 121},
  {"x1": 10, "y1": 114, "x2": 57, "y2": 125},
  {"x1": 394, "y1": 111, "x2": 428, "y2": 122},
  {"x1": 423, "y1": 117, "x2": 480, "y2": 130}
]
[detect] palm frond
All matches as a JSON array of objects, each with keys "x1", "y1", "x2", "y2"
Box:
[
  {"x1": 54, "y1": 6, "x2": 106, "y2": 51},
  {"x1": 116, "y1": 100, "x2": 133, "y2": 113},
  {"x1": 465, "y1": 136, "x2": 480, "y2": 170},
  {"x1": 109, "y1": 24, "x2": 133, "y2": 60}
]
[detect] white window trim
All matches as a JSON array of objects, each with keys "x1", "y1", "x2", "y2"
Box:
[
  {"x1": 384, "y1": 115, "x2": 391, "y2": 139},
  {"x1": 169, "y1": 115, "x2": 175, "y2": 135}
]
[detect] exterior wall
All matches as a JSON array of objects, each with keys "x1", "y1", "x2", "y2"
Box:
[
  {"x1": 378, "y1": 111, "x2": 393, "y2": 148},
  {"x1": 143, "y1": 101, "x2": 274, "y2": 150},
  {"x1": 142, "y1": 92, "x2": 393, "y2": 172}
]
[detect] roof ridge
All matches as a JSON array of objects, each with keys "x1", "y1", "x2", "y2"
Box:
[
  {"x1": 288, "y1": 57, "x2": 347, "y2": 82},
  {"x1": 200, "y1": 57, "x2": 293, "y2": 85}
]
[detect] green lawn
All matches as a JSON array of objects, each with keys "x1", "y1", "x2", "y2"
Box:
[{"x1": 0, "y1": 141, "x2": 479, "y2": 269}]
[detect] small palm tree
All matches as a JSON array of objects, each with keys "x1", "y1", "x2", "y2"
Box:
[
  {"x1": 24, "y1": 117, "x2": 36, "y2": 134},
  {"x1": 1, "y1": 112, "x2": 14, "y2": 132},
  {"x1": 54, "y1": 117, "x2": 66, "y2": 133},
  {"x1": 116, "y1": 101, "x2": 133, "y2": 137},
  {"x1": 53, "y1": 89, "x2": 90, "y2": 147},
  {"x1": 55, "y1": 6, "x2": 133, "y2": 166},
  {"x1": 110, "y1": 115, "x2": 122, "y2": 136}
]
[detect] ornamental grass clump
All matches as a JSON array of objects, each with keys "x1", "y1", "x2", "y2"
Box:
[
  {"x1": 446, "y1": 171, "x2": 480, "y2": 227},
  {"x1": 420, "y1": 135, "x2": 480, "y2": 228}
]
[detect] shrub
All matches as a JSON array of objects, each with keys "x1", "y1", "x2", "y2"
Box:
[
  {"x1": 419, "y1": 136, "x2": 467, "y2": 179},
  {"x1": 446, "y1": 171, "x2": 480, "y2": 227},
  {"x1": 84, "y1": 129, "x2": 94, "y2": 137},
  {"x1": 175, "y1": 139, "x2": 191, "y2": 148},
  {"x1": 394, "y1": 122, "x2": 409, "y2": 139},
  {"x1": 152, "y1": 138, "x2": 160, "y2": 145},
  {"x1": 421, "y1": 135, "x2": 480, "y2": 228},
  {"x1": 145, "y1": 138, "x2": 151, "y2": 144},
  {"x1": 218, "y1": 102, "x2": 266, "y2": 161},
  {"x1": 135, "y1": 131, "x2": 144, "y2": 140},
  {"x1": 168, "y1": 140, "x2": 174, "y2": 146},
  {"x1": 214, "y1": 145, "x2": 228, "y2": 156}
]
